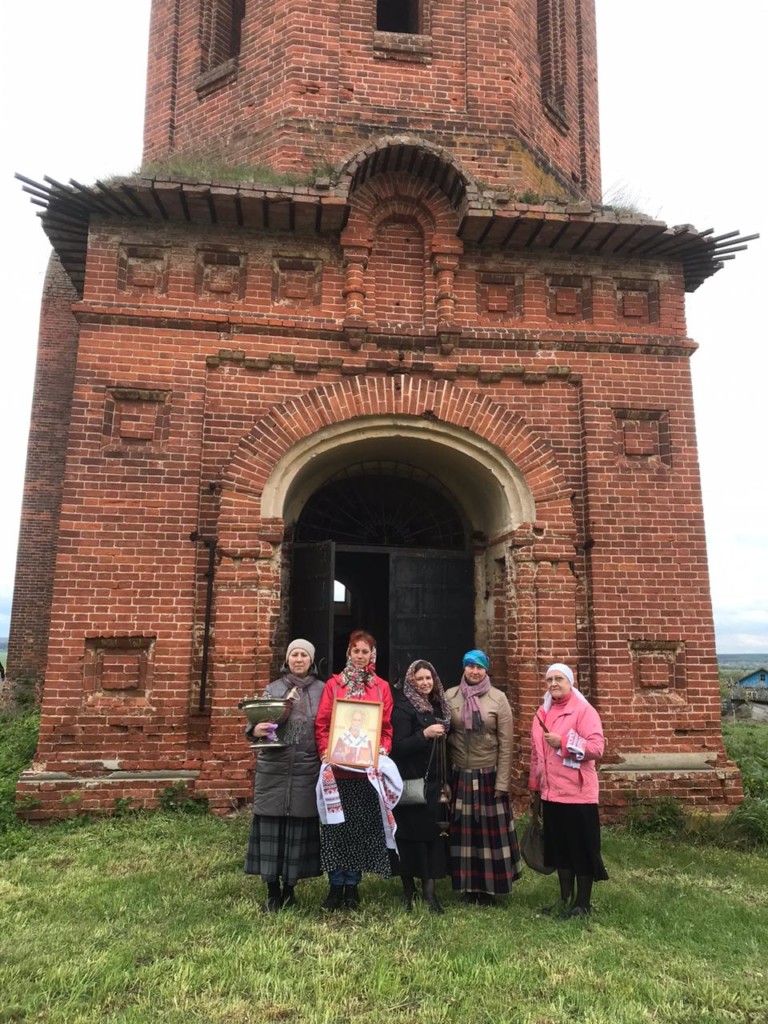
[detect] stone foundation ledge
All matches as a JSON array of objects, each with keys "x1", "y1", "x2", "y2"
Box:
[
  {"x1": 604, "y1": 753, "x2": 717, "y2": 772},
  {"x1": 599, "y1": 760, "x2": 744, "y2": 823},
  {"x1": 16, "y1": 769, "x2": 200, "y2": 821}
]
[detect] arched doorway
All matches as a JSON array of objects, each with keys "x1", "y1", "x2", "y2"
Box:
[
  {"x1": 292, "y1": 464, "x2": 473, "y2": 683},
  {"x1": 250, "y1": 406, "x2": 542, "y2": 692}
]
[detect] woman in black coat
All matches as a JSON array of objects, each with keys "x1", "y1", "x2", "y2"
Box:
[{"x1": 391, "y1": 659, "x2": 451, "y2": 914}]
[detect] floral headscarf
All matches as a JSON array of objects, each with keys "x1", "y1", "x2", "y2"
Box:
[
  {"x1": 340, "y1": 645, "x2": 377, "y2": 698},
  {"x1": 403, "y1": 660, "x2": 451, "y2": 730}
]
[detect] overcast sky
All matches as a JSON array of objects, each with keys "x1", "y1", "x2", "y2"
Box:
[{"x1": 1, "y1": 1, "x2": 765, "y2": 652}]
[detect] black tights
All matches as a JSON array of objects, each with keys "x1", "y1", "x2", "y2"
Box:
[{"x1": 557, "y1": 868, "x2": 593, "y2": 909}]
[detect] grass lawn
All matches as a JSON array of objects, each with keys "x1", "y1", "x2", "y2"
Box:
[{"x1": 0, "y1": 718, "x2": 767, "y2": 1023}]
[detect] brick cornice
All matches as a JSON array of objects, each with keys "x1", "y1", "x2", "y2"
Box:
[{"x1": 19, "y1": 173, "x2": 753, "y2": 297}]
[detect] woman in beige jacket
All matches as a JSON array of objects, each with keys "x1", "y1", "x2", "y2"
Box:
[{"x1": 445, "y1": 649, "x2": 522, "y2": 904}]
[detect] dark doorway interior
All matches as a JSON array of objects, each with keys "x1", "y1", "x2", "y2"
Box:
[
  {"x1": 333, "y1": 550, "x2": 390, "y2": 678},
  {"x1": 291, "y1": 466, "x2": 474, "y2": 687}
]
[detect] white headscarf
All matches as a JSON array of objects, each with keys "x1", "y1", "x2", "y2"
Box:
[{"x1": 542, "y1": 662, "x2": 587, "y2": 711}]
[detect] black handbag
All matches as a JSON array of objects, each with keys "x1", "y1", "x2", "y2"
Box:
[{"x1": 521, "y1": 792, "x2": 555, "y2": 874}]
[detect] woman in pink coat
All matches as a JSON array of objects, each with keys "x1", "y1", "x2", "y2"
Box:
[{"x1": 528, "y1": 662, "x2": 608, "y2": 919}]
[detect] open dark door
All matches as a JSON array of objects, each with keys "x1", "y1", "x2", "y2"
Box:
[
  {"x1": 292, "y1": 541, "x2": 335, "y2": 679},
  {"x1": 389, "y1": 551, "x2": 474, "y2": 687}
]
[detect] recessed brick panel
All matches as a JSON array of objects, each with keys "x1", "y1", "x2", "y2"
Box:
[
  {"x1": 102, "y1": 388, "x2": 171, "y2": 453},
  {"x1": 547, "y1": 275, "x2": 592, "y2": 321},
  {"x1": 614, "y1": 408, "x2": 671, "y2": 465},
  {"x1": 196, "y1": 248, "x2": 247, "y2": 300},
  {"x1": 271, "y1": 257, "x2": 322, "y2": 307},
  {"x1": 117, "y1": 245, "x2": 170, "y2": 296},
  {"x1": 83, "y1": 636, "x2": 155, "y2": 696},
  {"x1": 477, "y1": 272, "x2": 524, "y2": 321},
  {"x1": 616, "y1": 278, "x2": 660, "y2": 325},
  {"x1": 630, "y1": 640, "x2": 686, "y2": 696}
]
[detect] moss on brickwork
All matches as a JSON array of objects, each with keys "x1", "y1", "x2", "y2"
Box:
[{"x1": 135, "y1": 153, "x2": 331, "y2": 188}]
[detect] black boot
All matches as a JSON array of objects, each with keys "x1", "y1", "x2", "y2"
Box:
[
  {"x1": 281, "y1": 883, "x2": 297, "y2": 909},
  {"x1": 266, "y1": 880, "x2": 282, "y2": 913},
  {"x1": 560, "y1": 875, "x2": 593, "y2": 919},
  {"x1": 538, "y1": 869, "x2": 573, "y2": 916},
  {"x1": 343, "y1": 884, "x2": 360, "y2": 909},
  {"x1": 422, "y1": 878, "x2": 444, "y2": 915},
  {"x1": 401, "y1": 876, "x2": 416, "y2": 912},
  {"x1": 321, "y1": 884, "x2": 344, "y2": 911}
]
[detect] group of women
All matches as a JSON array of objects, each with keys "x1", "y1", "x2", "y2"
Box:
[{"x1": 245, "y1": 631, "x2": 607, "y2": 919}]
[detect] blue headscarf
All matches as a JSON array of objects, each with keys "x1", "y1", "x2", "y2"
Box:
[{"x1": 462, "y1": 649, "x2": 490, "y2": 671}]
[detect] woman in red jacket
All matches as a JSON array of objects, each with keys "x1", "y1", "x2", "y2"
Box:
[
  {"x1": 315, "y1": 629, "x2": 393, "y2": 910},
  {"x1": 529, "y1": 662, "x2": 608, "y2": 919}
]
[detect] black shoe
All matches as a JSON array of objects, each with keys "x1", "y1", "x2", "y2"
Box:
[
  {"x1": 281, "y1": 886, "x2": 297, "y2": 909},
  {"x1": 343, "y1": 884, "x2": 360, "y2": 909},
  {"x1": 539, "y1": 898, "x2": 570, "y2": 917},
  {"x1": 560, "y1": 904, "x2": 591, "y2": 920},
  {"x1": 425, "y1": 896, "x2": 444, "y2": 915},
  {"x1": 321, "y1": 885, "x2": 344, "y2": 911},
  {"x1": 460, "y1": 892, "x2": 479, "y2": 905},
  {"x1": 401, "y1": 876, "x2": 416, "y2": 912},
  {"x1": 474, "y1": 892, "x2": 496, "y2": 907},
  {"x1": 265, "y1": 882, "x2": 282, "y2": 913}
]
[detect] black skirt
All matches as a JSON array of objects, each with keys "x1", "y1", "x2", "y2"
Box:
[
  {"x1": 320, "y1": 777, "x2": 392, "y2": 877},
  {"x1": 393, "y1": 774, "x2": 449, "y2": 879},
  {"x1": 541, "y1": 800, "x2": 609, "y2": 880}
]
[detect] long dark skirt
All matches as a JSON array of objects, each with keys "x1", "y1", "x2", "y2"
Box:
[
  {"x1": 542, "y1": 800, "x2": 609, "y2": 880},
  {"x1": 449, "y1": 767, "x2": 523, "y2": 894},
  {"x1": 393, "y1": 782, "x2": 449, "y2": 879},
  {"x1": 320, "y1": 777, "x2": 392, "y2": 877},
  {"x1": 244, "y1": 814, "x2": 321, "y2": 885},
  {"x1": 395, "y1": 835, "x2": 448, "y2": 880}
]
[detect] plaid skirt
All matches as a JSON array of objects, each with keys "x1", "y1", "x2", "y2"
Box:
[
  {"x1": 244, "y1": 815, "x2": 322, "y2": 885},
  {"x1": 449, "y1": 767, "x2": 523, "y2": 894},
  {"x1": 320, "y1": 777, "x2": 392, "y2": 878}
]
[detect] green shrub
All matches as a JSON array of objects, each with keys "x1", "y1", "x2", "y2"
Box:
[
  {"x1": 722, "y1": 722, "x2": 768, "y2": 798},
  {"x1": 726, "y1": 797, "x2": 768, "y2": 849},
  {"x1": 158, "y1": 781, "x2": 209, "y2": 815},
  {"x1": 0, "y1": 708, "x2": 40, "y2": 833},
  {"x1": 624, "y1": 795, "x2": 687, "y2": 837}
]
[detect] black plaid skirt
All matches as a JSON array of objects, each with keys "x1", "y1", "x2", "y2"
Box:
[
  {"x1": 320, "y1": 777, "x2": 392, "y2": 877},
  {"x1": 244, "y1": 815, "x2": 322, "y2": 885},
  {"x1": 449, "y1": 767, "x2": 523, "y2": 894}
]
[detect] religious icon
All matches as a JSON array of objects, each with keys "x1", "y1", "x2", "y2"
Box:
[{"x1": 328, "y1": 698, "x2": 383, "y2": 770}]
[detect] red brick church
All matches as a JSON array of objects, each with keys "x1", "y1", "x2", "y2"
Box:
[{"x1": 10, "y1": 0, "x2": 747, "y2": 817}]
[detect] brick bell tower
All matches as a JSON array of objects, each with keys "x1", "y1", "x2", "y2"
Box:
[{"x1": 12, "y1": 0, "x2": 751, "y2": 818}]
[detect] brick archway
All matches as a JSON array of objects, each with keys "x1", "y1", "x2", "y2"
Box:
[
  {"x1": 335, "y1": 135, "x2": 481, "y2": 211},
  {"x1": 218, "y1": 376, "x2": 576, "y2": 556}
]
